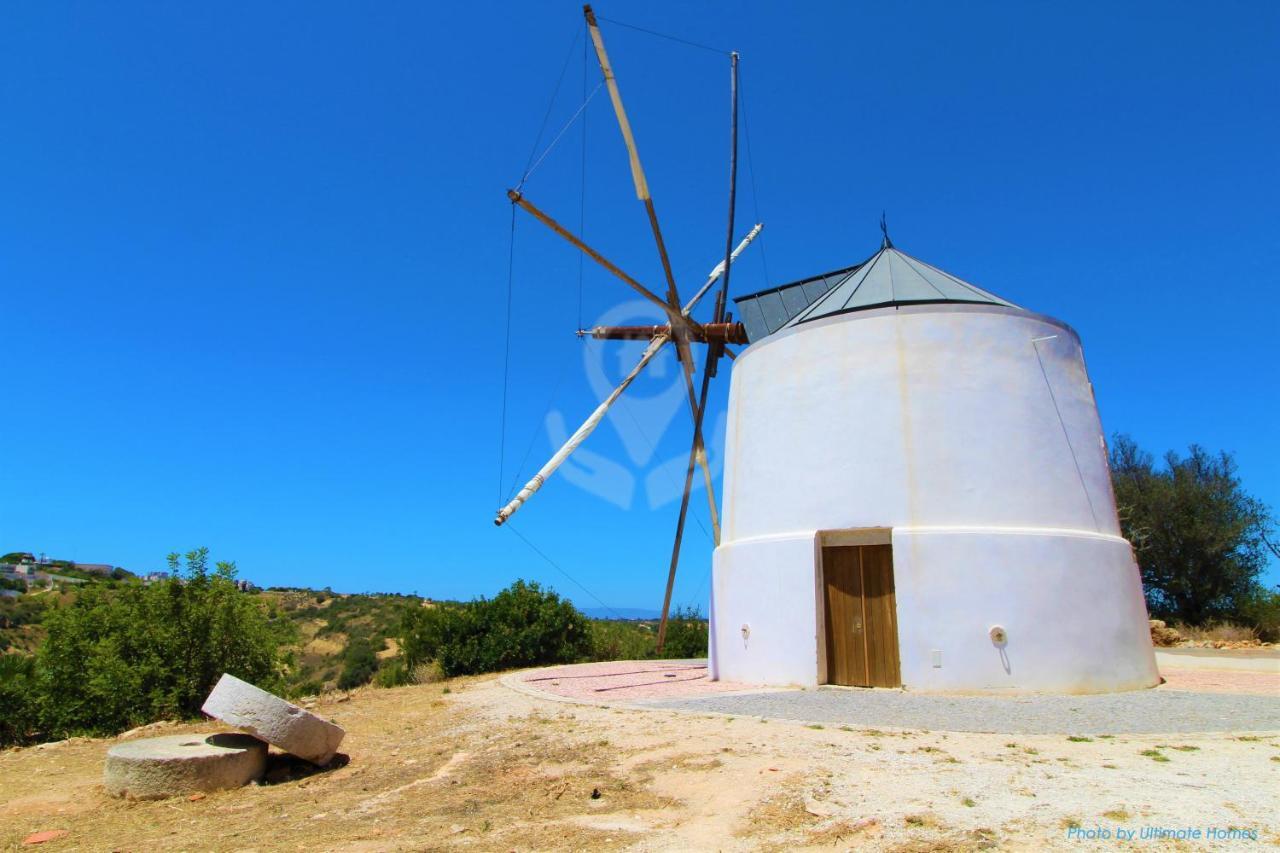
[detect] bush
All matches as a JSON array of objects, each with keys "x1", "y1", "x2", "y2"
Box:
[
  {"x1": 400, "y1": 580, "x2": 591, "y2": 677},
  {"x1": 371, "y1": 657, "x2": 412, "y2": 688},
  {"x1": 291, "y1": 679, "x2": 324, "y2": 698},
  {"x1": 33, "y1": 548, "x2": 294, "y2": 741},
  {"x1": 0, "y1": 593, "x2": 48, "y2": 630},
  {"x1": 657, "y1": 607, "x2": 708, "y2": 659},
  {"x1": 1237, "y1": 587, "x2": 1280, "y2": 643},
  {"x1": 589, "y1": 620, "x2": 656, "y2": 661},
  {"x1": 0, "y1": 653, "x2": 38, "y2": 746},
  {"x1": 336, "y1": 638, "x2": 379, "y2": 690}
]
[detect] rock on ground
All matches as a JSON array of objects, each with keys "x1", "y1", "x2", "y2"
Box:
[
  {"x1": 104, "y1": 733, "x2": 267, "y2": 800},
  {"x1": 202, "y1": 673, "x2": 344, "y2": 765}
]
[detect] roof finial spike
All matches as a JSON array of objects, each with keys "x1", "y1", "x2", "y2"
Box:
[{"x1": 880, "y1": 211, "x2": 893, "y2": 250}]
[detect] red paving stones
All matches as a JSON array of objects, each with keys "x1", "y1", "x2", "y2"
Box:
[
  {"x1": 518, "y1": 660, "x2": 1278, "y2": 707},
  {"x1": 519, "y1": 660, "x2": 766, "y2": 702},
  {"x1": 1159, "y1": 668, "x2": 1280, "y2": 696}
]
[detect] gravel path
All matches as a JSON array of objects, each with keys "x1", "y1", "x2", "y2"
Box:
[{"x1": 637, "y1": 687, "x2": 1280, "y2": 734}]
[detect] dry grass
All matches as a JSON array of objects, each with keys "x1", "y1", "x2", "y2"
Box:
[
  {"x1": 735, "y1": 773, "x2": 820, "y2": 838},
  {"x1": 804, "y1": 816, "x2": 883, "y2": 846},
  {"x1": 411, "y1": 660, "x2": 446, "y2": 684},
  {"x1": 303, "y1": 634, "x2": 346, "y2": 657},
  {"x1": 0, "y1": 678, "x2": 667, "y2": 851},
  {"x1": 1, "y1": 673, "x2": 1273, "y2": 851},
  {"x1": 1173, "y1": 622, "x2": 1259, "y2": 644},
  {"x1": 888, "y1": 827, "x2": 999, "y2": 852}
]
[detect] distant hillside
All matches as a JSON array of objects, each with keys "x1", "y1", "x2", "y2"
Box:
[
  {"x1": 260, "y1": 588, "x2": 421, "y2": 695},
  {"x1": 2, "y1": 568, "x2": 702, "y2": 697},
  {"x1": 1, "y1": 574, "x2": 422, "y2": 696},
  {"x1": 582, "y1": 607, "x2": 661, "y2": 620}
]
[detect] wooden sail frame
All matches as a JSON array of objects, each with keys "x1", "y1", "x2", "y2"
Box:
[
  {"x1": 494, "y1": 224, "x2": 761, "y2": 527},
  {"x1": 497, "y1": 5, "x2": 753, "y2": 657}
]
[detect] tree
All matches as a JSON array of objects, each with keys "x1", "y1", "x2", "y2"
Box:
[
  {"x1": 35, "y1": 548, "x2": 295, "y2": 739},
  {"x1": 1110, "y1": 434, "x2": 1276, "y2": 625},
  {"x1": 400, "y1": 580, "x2": 592, "y2": 676}
]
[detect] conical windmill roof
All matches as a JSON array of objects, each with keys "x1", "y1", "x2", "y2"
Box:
[{"x1": 733, "y1": 243, "x2": 1020, "y2": 343}]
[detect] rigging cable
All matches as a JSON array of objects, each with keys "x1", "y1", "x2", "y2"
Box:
[
  {"x1": 517, "y1": 82, "x2": 604, "y2": 191},
  {"x1": 596, "y1": 14, "x2": 733, "y2": 57},
  {"x1": 518, "y1": 28, "x2": 583, "y2": 188},
  {"x1": 504, "y1": 22, "x2": 597, "y2": 503},
  {"x1": 506, "y1": 522, "x2": 625, "y2": 619},
  {"x1": 504, "y1": 348, "x2": 577, "y2": 502},
  {"x1": 500, "y1": 24, "x2": 598, "y2": 508}
]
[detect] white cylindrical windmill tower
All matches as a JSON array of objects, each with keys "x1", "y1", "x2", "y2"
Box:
[{"x1": 711, "y1": 234, "x2": 1159, "y2": 693}]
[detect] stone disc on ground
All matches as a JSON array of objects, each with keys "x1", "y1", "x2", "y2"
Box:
[
  {"x1": 202, "y1": 673, "x2": 345, "y2": 765},
  {"x1": 104, "y1": 733, "x2": 267, "y2": 800}
]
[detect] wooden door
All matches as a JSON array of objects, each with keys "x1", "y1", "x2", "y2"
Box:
[
  {"x1": 822, "y1": 544, "x2": 901, "y2": 688},
  {"x1": 822, "y1": 545, "x2": 866, "y2": 686}
]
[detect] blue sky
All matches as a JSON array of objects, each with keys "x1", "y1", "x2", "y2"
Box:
[{"x1": 2, "y1": 1, "x2": 1276, "y2": 609}]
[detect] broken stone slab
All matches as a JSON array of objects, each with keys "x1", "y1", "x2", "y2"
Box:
[
  {"x1": 104, "y1": 733, "x2": 267, "y2": 799},
  {"x1": 202, "y1": 673, "x2": 345, "y2": 766}
]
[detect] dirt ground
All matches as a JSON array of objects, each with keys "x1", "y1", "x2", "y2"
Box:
[{"x1": 1, "y1": 674, "x2": 1276, "y2": 852}]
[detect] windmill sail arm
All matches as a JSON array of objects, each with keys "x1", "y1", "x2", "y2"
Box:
[
  {"x1": 495, "y1": 334, "x2": 670, "y2": 526},
  {"x1": 508, "y1": 189, "x2": 702, "y2": 340},
  {"x1": 682, "y1": 223, "x2": 763, "y2": 316},
  {"x1": 583, "y1": 4, "x2": 693, "y2": 387},
  {"x1": 493, "y1": 223, "x2": 760, "y2": 527}
]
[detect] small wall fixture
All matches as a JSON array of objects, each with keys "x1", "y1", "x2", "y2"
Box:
[
  {"x1": 989, "y1": 625, "x2": 1008, "y2": 646},
  {"x1": 740, "y1": 623, "x2": 751, "y2": 641}
]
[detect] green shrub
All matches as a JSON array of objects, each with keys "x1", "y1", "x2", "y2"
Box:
[
  {"x1": 657, "y1": 607, "x2": 708, "y2": 659},
  {"x1": 337, "y1": 638, "x2": 379, "y2": 690},
  {"x1": 589, "y1": 619, "x2": 656, "y2": 661},
  {"x1": 400, "y1": 580, "x2": 591, "y2": 677},
  {"x1": 0, "y1": 593, "x2": 49, "y2": 630},
  {"x1": 0, "y1": 653, "x2": 38, "y2": 745},
  {"x1": 34, "y1": 548, "x2": 294, "y2": 740},
  {"x1": 373, "y1": 657, "x2": 413, "y2": 688},
  {"x1": 1240, "y1": 587, "x2": 1280, "y2": 643},
  {"x1": 290, "y1": 679, "x2": 324, "y2": 698}
]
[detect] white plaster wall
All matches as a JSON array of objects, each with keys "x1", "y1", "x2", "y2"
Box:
[
  {"x1": 721, "y1": 305, "x2": 1119, "y2": 541},
  {"x1": 712, "y1": 527, "x2": 1159, "y2": 693},
  {"x1": 710, "y1": 304, "x2": 1158, "y2": 693},
  {"x1": 892, "y1": 529, "x2": 1158, "y2": 692},
  {"x1": 710, "y1": 533, "x2": 821, "y2": 687}
]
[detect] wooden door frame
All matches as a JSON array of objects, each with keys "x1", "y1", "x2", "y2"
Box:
[{"x1": 815, "y1": 528, "x2": 893, "y2": 686}]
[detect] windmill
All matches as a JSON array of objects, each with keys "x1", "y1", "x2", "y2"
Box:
[{"x1": 493, "y1": 5, "x2": 761, "y2": 651}]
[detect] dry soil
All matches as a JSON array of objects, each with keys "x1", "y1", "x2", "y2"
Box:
[{"x1": 1, "y1": 673, "x2": 1276, "y2": 851}]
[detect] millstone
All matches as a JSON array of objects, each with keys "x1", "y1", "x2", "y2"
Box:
[
  {"x1": 202, "y1": 673, "x2": 345, "y2": 766},
  {"x1": 104, "y1": 733, "x2": 267, "y2": 799}
]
